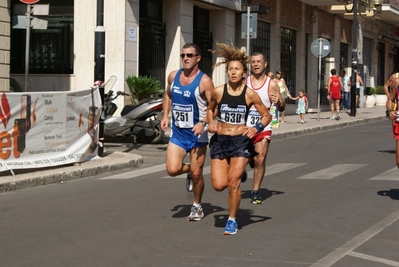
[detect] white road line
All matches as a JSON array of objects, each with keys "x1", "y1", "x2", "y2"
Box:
[
  {"x1": 162, "y1": 163, "x2": 306, "y2": 179},
  {"x1": 98, "y1": 164, "x2": 166, "y2": 180},
  {"x1": 348, "y1": 251, "x2": 399, "y2": 267},
  {"x1": 369, "y1": 167, "x2": 399, "y2": 180},
  {"x1": 310, "y1": 209, "x2": 399, "y2": 267},
  {"x1": 297, "y1": 164, "x2": 367, "y2": 179},
  {"x1": 264, "y1": 163, "x2": 307, "y2": 176},
  {"x1": 161, "y1": 166, "x2": 211, "y2": 179}
]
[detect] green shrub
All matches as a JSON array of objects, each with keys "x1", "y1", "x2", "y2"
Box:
[
  {"x1": 366, "y1": 87, "x2": 376, "y2": 95},
  {"x1": 126, "y1": 76, "x2": 164, "y2": 104},
  {"x1": 375, "y1": 86, "x2": 385, "y2": 95}
]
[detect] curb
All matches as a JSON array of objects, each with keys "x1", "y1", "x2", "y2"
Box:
[
  {"x1": 273, "y1": 115, "x2": 385, "y2": 140},
  {"x1": 0, "y1": 151, "x2": 143, "y2": 193}
]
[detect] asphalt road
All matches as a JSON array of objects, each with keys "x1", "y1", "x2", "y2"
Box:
[{"x1": 0, "y1": 120, "x2": 398, "y2": 267}]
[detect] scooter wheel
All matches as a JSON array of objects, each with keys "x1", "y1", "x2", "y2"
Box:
[{"x1": 149, "y1": 124, "x2": 165, "y2": 144}]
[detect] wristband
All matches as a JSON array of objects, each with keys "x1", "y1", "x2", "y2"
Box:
[
  {"x1": 254, "y1": 122, "x2": 265, "y2": 133},
  {"x1": 386, "y1": 110, "x2": 393, "y2": 117}
]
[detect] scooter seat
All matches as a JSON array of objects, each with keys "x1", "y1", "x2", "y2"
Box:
[{"x1": 120, "y1": 98, "x2": 161, "y2": 117}]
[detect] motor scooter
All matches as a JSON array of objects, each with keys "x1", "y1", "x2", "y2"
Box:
[{"x1": 101, "y1": 76, "x2": 165, "y2": 144}]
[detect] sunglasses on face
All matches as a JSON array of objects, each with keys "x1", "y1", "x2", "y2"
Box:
[{"x1": 180, "y1": 53, "x2": 198, "y2": 59}]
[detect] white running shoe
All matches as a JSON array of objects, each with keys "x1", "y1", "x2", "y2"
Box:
[{"x1": 188, "y1": 206, "x2": 204, "y2": 221}]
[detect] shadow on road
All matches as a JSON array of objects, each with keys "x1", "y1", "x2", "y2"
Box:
[
  {"x1": 214, "y1": 211, "x2": 271, "y2": 230},
  {"x1": 377, "y1": 189, "x2": 399, "y2": 200},
  {"x1": 241, "y1": 188, "x2": 285, "y2": 201},
  {"x1": 170, "y1": 203, "x2": 225, "y2": 219}
]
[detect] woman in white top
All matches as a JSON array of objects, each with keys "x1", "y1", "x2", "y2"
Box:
[{"x1": 274, "y1": 70, "x2": 290, "y2": 123}]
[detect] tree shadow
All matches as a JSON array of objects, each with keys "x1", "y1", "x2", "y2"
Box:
[
  {"x1": 241, "y1": 188, "x2": 285, "y2": 201},
  {"x1": 214, "y1": 209, "x2": 271, "y2": 229},
  {"x1": 377, "y1": 189, "x2": 399, "y2": 200},
  {"x1": 170, "y1": 203, "x2": 225, "y2": 219}
]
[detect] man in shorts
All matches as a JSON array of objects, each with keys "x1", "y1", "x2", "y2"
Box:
[
  {"x1": 246, "y1": 52, "x2": 285, "y2": 204},
  {"x1": 327, "y1": 69, "x2": 343, "y2": 120},
  {"x1": 161, "y1": 43, "x2": 215, "y2": 221}
]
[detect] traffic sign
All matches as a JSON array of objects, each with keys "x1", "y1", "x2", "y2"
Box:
[
  {"x1": 20, "y1": 0, "x2": 40, "y2": 4},
  {"x1": 311, "y1": 38, "x2": 331, "y2": 58}
]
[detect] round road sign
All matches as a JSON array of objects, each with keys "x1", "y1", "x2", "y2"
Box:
[
  {"x1": 310, "y1": 38, "x2": 331, "y2": 58},
  {"x1": 20, "y1": 0, "x2": 40, "y2": 4}
]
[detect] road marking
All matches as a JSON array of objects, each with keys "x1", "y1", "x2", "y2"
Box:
[
  {"x1": 98, "y1": 164, "x2": 166, "y2": 180},
  {"x1": 297, "y1": 164, "x2": 367, "y2": 179},
  {"x1": 161, "y1": 166, "x2": 211, "y2": 179},
  {"x1": 310, "y1": 209, "x2": 399, "y2": 267},
  {"x1": 162, "y1": 163, "x2": 306, "y2": 179},
  {"x1": 263, "y1": 163, "x2": 306, "y2": 176},
  {"x1": 369, "y1": 167, "x2": 399, "y2": 180},
  {"x1": 348, "y1": 251, "x2": 399, "y2": 267}
]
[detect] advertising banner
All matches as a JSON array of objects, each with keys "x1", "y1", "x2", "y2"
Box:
[{"x1": 0, "y1": 87, "x2": 101, "y2": 172}]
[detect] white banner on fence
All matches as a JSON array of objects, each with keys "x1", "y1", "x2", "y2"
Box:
[{"x1": 0, "y1": 87, "x2": 102, "y2": 172}]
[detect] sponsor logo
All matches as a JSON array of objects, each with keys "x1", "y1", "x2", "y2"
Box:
[
  {"x1": 172, "y1": 104, "x2": 193, "y2": 112},
  {"x1": 173, "y1": 86, "x2": 182, "y2": 94},
  {"x1": 184, "y1": 91, "x2": 191, "y2": 97},
  {"x1": 248, "y1": 110, "x2": 260, "y2": 116},
  {"x1": 220, "y1": 104, "x2": 246, "y2": 113},
  {"x1": 0, "y1": 93, "x2": 11, "y2": 129}
]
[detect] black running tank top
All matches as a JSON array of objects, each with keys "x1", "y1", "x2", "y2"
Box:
[{"x1": 217, "y1": 84, "x2": 249, "y2": 125}]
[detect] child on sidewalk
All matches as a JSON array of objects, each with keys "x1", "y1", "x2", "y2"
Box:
[{"x1": 289, "y1": 90, "x2": 308, "y2": 124}]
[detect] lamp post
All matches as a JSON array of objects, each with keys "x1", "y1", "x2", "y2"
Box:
[
  {"x1": 350, "y1": 0, "x2": 358, "y2": 117},
  {"x1": 95, "y1": 0, "x2": 105, "y2": 157}
]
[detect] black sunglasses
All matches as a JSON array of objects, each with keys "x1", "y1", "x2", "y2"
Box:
[{"x1": 180, "y1": 53, "x2": 198, "y2": 59}]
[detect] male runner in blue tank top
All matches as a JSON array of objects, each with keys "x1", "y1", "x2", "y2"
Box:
[{"x1": 161, "y1": 43, "x2": 215, "y2": 221}]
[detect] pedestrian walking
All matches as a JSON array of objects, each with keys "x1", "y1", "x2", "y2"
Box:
[
  {"x1": 207, "y1": 42, "x2": 271, "y2": 234},
  {"x1": 327, "y1": 69, "x2": 343, "y2": 120},
  {"x1": 160, "y1": 43, "x2": 215, "y2": 221},
  {"x1": 340, "y1": 70, "x2": 350, "y2": 110},
  {"x1": 274, "y1": 70, "x2": 290, "y2": 123}
]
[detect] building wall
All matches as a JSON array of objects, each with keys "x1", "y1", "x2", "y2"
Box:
[{"x1": 0, "y1": 0, "x2": 10, "y2": 91}]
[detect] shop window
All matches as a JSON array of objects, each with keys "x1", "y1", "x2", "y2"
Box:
[
  {"x1": 252, "y1": 21, "x2": 271, "y2": 73},
  {"x1": 280, "y1": 27, "x2": 297, "y2": 98},
  {"x1": 10, "y1": 1, "x2": 73, "y2": 74}
]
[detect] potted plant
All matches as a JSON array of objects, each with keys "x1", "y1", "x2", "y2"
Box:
[
  {"x1": 375, "y1": 85, "x2": 387, "y2": 107},
  {"x1": 365, "y1": 87, "x2": 376, "y2": 107},
  {"x1": 126, "y1": 76, "x2": 164, "y2": 104}
]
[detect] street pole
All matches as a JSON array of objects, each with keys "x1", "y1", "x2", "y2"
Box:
[
  {"x1": 24, "y1": 4, "x2": 31, "y2": 92},
  {"x1": 95, "y1": 0, "x2": 105, "y2": 157},
  {"x1": 317, "y1": 39, "x2": 322, "y2": 121},
  {"x1": 350, "y1": 0, "x2": 358, "y2": 117},
  {"x1": 246, "y1": 6, "x2": 251, "y2": 72}
]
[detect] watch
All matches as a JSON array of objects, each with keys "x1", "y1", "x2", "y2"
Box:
[{"x1": 200, "y1": 120, "x2": 207, "y2": 126}]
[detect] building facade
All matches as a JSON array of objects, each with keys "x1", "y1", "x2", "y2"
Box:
[{"x1": 4, "y1": 0, "x2": 399, "y2": 111}]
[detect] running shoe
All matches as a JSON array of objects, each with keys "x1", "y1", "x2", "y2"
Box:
[
  {"x1": 223, "y1": 220, "x2": 238, "y2": 235},
  {"x1": 186, "y1": 172, "x2": 193, "y2": 192},
  {"x1": 329, "y1": 115, "x2": 336, "y2": 120},
  {"x1": 250, "y1": 191, "x2": 264, "y2": 204},
  {"x1": 188, "y1": 205, "x2": 204, "y2": 221},
  {"x1": 241, "y1": 170, "x2": 247, "y2": 183}
]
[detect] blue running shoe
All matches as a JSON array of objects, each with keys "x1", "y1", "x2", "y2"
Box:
[
  {"x1": 241, "y1": 170, "x2": 247, "y2": 183},
  {"x1": 223, "y1": 220, "x2": 238, "y2": 235}
]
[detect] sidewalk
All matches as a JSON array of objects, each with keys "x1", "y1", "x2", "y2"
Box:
[{"x1": 0, "y1": 106, "x2": 387, "y2": 193}]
